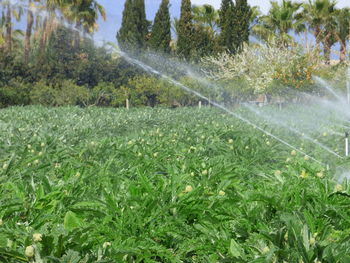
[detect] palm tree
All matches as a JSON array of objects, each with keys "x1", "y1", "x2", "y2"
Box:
[
  {"x1": 61, "y1": 0, "x2": 106, "y2": 48},
  {"x1": 0, "y1": 1, "x2": 24, "y2": 52},
  {"x1": 192, "y1": 4, "x2": 219, "y2": 33},
  {"x1": 191, "y1": 4, "x2": 220, "y2": 57},
  {"x1": 334, "y1": 8, "x2": 350, "y2": 61},
  {"x1": 35, "y1": 0, "x2": 106, "y2": 53},
  {"x1": 301, "y1": 0, "x2": 337, "y2": 52},
  {"x1": 63, "y1": 0, "x2": 106, "y2": 33},
  {"x1": 254, "y1": 0, "x2": 302, "y2": 46}
]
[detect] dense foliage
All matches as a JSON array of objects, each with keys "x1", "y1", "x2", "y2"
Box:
[
  {"x1": 0, "y1": 106, "x2": 349, "y2": 262},
  {"x1": 202, "y1": 42, "x2": 322, "y2": 96},
  {"x1": 1, "y1": 0, "x2": 350, "y2": 108},
  {"x1": 177, "y1": 0, "x2": 194, "y2": 60},
  {"x1": 117, "y1": 0, "x2": 149, "y2": 53},
  {"x1": 149, "y1": 0, "x2": 171, "y2": 54},
  {"x1": 232, "y1": 0, "x2": 251, "y2": 52},
  {"x1": 218, "y1": 0, "x2": 235, "y2": 53}
]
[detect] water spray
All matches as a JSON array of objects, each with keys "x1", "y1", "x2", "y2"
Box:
[
  {"x1": 117, "y1": 50, "x2": 325, "y2": 165},
  {"x1": 243, "y1": 103, "x2": 343, "y2": 158},
  {"x1": 347, "y1": 67, "x2": 350, "y2": 105},
  {"x1": 345, "y1": 131, "x2": 349, "y2": 157},
  {"x1": 313, "y1": 76, "x2": 346, "y2": 103}
]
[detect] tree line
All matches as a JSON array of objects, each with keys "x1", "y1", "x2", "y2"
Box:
[
  {"x1": 117, "y1": 0, "x2": 251, "y2": 60},
  {"x1": 117, "y1": 0, "x2": 350, "y2": 63},
  {"x1": 0, "y1": 0, "x2": 350, "y2": 108}
]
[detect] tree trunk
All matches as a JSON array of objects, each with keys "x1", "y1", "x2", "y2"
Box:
[
  {"x1": 323, "y1": 36, "x2": 331, "y2": 65},
  {"x1": 24, "y1": 0, "x2": 34, "y2": 63},
  {"x1": 39, "y1": 17, "x2": 48, "y2": 53},
  {"x1": 40, "y1": 15, "x2": 57, "y2": 55},
  {"x1": 0, "y1": 10, "x2": 4, "y2": 49},
  {"x1": 340, "y1": 39, "x2": 347, "y2": 62},
  {"x1": 5, "y1": 4, "x2": 12, "y2": 52},
  {"x1": 324, "y1": 46, "x2": 331, "y2": 64},
  {"x1": 314, "y1": 26, "x2": 321, "y2": 52}
]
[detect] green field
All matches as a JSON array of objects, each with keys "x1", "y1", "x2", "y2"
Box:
[{"x1": 1, "y1": 106, "x2": 350, "y2": 263}]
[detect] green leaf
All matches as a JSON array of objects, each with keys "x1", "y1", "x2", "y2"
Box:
[
  {"x1": 229, "y1": 239, "x2": 243, "y2": 259},
  {"x1": 64, "y1": 211, "x2": 82, "y2": 232}
]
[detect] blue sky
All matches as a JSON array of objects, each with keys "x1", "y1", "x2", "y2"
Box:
[{"x1": 95, "y1": 0, "x2": 350, "y2": 44}]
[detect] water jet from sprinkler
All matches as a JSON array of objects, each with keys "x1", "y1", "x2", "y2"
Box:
[{"x1": 345, "y1": 131, "x2": 349, "y2": 157}]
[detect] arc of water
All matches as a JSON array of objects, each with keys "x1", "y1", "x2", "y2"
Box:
[
  {"x1": 118, "y1": 50, "x2": 324, "y2": 165},
  {"x1": 347, "y1": 67, "x2": 350, "y2": 105},
  {"x1": 313, "y1": 76, "x2": 347, "y2": 103},
  {"x1": 243, "y1": 104, "x2": 343, "y2": 158}
]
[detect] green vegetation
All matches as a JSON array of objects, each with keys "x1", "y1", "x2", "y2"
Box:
[
  {"x1": 0, "y1": 106, "x2": 349, "y2": 262},
  {"x1": 219, "y1": 0, "x2": 235, "y2": 53},
  {"x1": 149, "y1": 0, "x2": 171, "y2": 54},
  {"x1": 1, "y1": 0, "x2": 350, "y2": 108},
  {"x1": 177, "y1": 0, "x2": 194, "y2": 60},
  {"x1": 117, "y1": 0, "x2": 149, "y2": 53},
  {"x1": 1, "y1": 0, "x2": 350, "y2": 262},
  {"x1": 232, "y1": 0, "x2": 251, "y2": 52}
]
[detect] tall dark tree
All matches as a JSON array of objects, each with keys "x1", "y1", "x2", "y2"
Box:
[
  {"x1": 149, "y1": 0, "x2": 171, "y2": 54},
  {"x1": 117, "y1": 0, "x2": 148, "y2": 53},
  {"x1": 5, "y1": 3, "x2": 12, "y2": 52},
  {"x1": 232, "y1": 0, "x2": 251, "y2": 52},
  {"x1": 218, "y1": 0, "x2": 235, "y2": 53},
  {"x1": 24, "y1": 0, "x2": 34, "y2": 63},
  {"x1": 134, "y1": 0, "x2": 148, "y2": 39},
  {"x1": 177, "y1": 0, "x2": 194, "y2": 60}
]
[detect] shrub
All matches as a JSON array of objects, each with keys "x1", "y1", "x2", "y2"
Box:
[
  {"x1": 124, "y1": 75, "x2": 168, "y2": 107},
  {"x1": 30, "y1": 80, "x2": 90, "y2": 106},
  {"x1": 0, "y1": 79, "x2": 31, "y2": 107},
  {"x1": 201, "y1": 43, "x2": 321, "y2": 98},
  {"x1": 30, "y1": 81, "x2": 57, "y2": 106},
  {"x1": 53, "y1": 80, "x2": 90, "y2": 106},
  {"x1": 90, "y1": 82, "x2": 124, "y2": 107}
]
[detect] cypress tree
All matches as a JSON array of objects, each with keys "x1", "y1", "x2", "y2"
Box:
[
  {"x1": 177, "y1": 0, "x2": 194, "y2": 60},
  {"x1": 117, "y1": 0, "x2": 148, "y2": 53},
  {"x1": 134, "y1": 0, "x2": 149, "y2": 41},
  {"x1": 232, "y1": 0, "x2": 251, "y2": 52},
  {"x1": 218, "y1": 0, "x2": 235, "y2": 53},
  {"x1": 149, "y1": 0, "x2": 171, "y2": 54}
]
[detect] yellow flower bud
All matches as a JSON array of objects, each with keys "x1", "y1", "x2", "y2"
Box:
[
  {"x1": 316, "y1": 172, "x2": 324, "y2": 178},
  {"x1": 103, "y1": 242, "x2": 111, "y2": 248},
  {"x1": 184, "y1": 185, "x2": 193, "y2": 193},
  {"x1": 274, "y1": 170, "x2": 282, "y2": 176},
  {"x1": 33, "y1": 233, "x2": 42, "y2": 242},
  {"x1": 309, "y1": 237, "x2": 316, "y2": 246},
  {"x1": 262, "y1": 246, "x2": 270, "y2": 254},
  {"x1": 25, "y1": 246, "x2": 34, "y2": 257},
  {"x1": 300, "y1": 170, "x2": 308, "y2": 179},
  {"x1": 335, "y1": 184, "x2": 343, "y2": 192},
  {"x1": 218, "y1": 190, "x2": 226, "y2": 196}
]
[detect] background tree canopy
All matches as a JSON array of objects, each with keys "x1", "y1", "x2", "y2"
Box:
[{"x1": 0, "y1": 0, "x2": 350, "y2": 108}]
